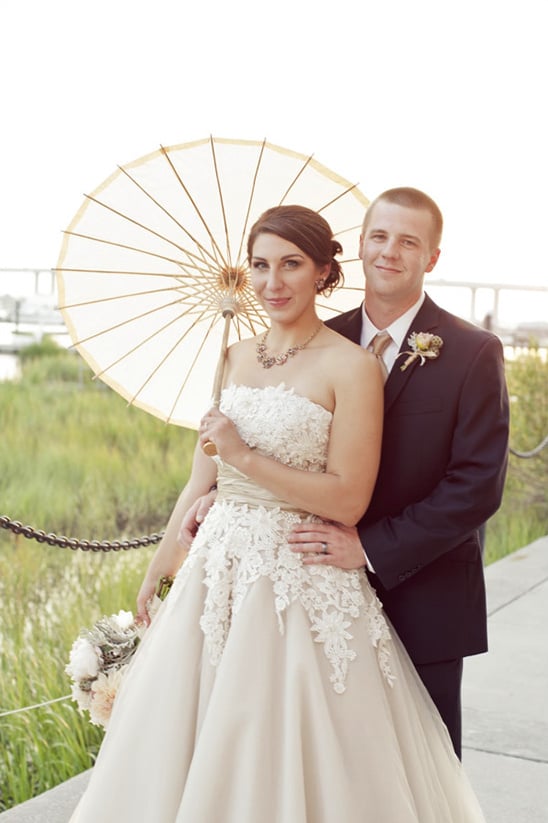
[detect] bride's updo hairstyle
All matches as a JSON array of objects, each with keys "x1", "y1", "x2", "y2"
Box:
[{"x1": 247, "y1": 205, "x2": 344, "y2": 296}]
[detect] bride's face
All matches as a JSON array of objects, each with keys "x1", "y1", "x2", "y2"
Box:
[{"x1": 250, "y1": 233, "x2": 328, "y2": 324}]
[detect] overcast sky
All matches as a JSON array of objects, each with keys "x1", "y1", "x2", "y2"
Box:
[{"x1": 1, "y1": 0, "x2": 546, "y2": 324}]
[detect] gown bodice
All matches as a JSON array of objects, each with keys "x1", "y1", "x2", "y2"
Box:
[{"x1": 215, "y1": 383, "x2": 333, "y2": 511}]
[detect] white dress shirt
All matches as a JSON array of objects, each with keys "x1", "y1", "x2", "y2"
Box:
[{"x1": 361, "y1": 293, "x2": 426, "y2": 374}]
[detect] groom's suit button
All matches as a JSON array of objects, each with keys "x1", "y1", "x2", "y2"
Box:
[{"x1": 398, "y1": 566, "x2": 421, "y2": 581}]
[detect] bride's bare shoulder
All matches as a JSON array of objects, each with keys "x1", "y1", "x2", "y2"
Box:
[
  {"x1": 223, "y1": 335, "x2": 261, "y2": 384},
  {"x1": 324, "y1": 326, "x2": 375, "y2": 366}
]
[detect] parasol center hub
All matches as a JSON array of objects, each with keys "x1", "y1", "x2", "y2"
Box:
[{"x1": 218, "y1": 266, "x2": 248, "y2": 292}]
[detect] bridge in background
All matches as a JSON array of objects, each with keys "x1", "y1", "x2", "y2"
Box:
[
  {"x1": 426, "y1": 278, "x2": 548, "y2": 328},
  {"x1": 1, "y1": 269, "x2": 548, "y2": 346}
]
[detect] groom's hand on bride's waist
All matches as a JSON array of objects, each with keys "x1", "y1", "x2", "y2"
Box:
[
  {"x1": 288, "y1": 523, "x2": 367, "y2": 570},
  {"x1": 178, "y1": 489, "x2": 217, "y2": 547}
]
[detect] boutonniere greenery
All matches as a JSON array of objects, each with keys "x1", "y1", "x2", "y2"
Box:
[{"x1": 397, "y1": 332, "x2": 443, "y2": 372}]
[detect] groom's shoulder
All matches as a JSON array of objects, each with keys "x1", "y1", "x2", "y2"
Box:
[
  {"x1": 435, "y1": 302, "x2": 497, "y2": 340},
  {"x1": 325, "y1": 305, "x2": 362, "y2": 335},
  {"x1": 436, "y1": 304, "x2": 482, "y2": 336},
  {"x1": 425, "y1": 297, "x2": 504, "y2": 360}
]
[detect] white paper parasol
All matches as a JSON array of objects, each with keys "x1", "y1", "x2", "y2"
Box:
[{"x1": 55, "y1": 137, "x2": 369, "y2": 429}]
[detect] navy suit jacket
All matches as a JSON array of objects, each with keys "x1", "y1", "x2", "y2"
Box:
[{"x1": 327, "y1": 294, "x2": 509, "y2": 665}]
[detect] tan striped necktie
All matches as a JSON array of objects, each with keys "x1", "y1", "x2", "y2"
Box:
[{"x1": 370, "y1": 331, "x2": 392, "y2": 383}]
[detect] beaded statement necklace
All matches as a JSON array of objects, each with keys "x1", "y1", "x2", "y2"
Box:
[{"x1": 256, "y1": 322, "x2": 323, "y2": 369}]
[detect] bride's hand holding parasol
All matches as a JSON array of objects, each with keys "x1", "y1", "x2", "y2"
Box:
[{"x1": 199, "y1": 407, "x2": 248, "y2": 465}]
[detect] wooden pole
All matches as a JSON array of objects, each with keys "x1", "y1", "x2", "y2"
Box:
[{"x1": 202, "y1": 309, "x2": 234, "y2": 456}]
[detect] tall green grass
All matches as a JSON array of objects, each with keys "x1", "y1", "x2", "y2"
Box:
[
  {"x1": 1, "y1": 343, "x2": 196, "y2": 810},
  {"x1": 0, "y1": 540, "x2": 154, "y2": 809},
  {"x1": 1, "y1": 346, "x2": 196, "y2": 536},
  {"x1": 483, "y1": 349, "x2": 548, "y2": 563},
  {"x1": 0, "y1": 342, "x2": 547, "y2": 809}
]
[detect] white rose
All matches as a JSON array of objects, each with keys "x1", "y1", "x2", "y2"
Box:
[
  {"x1": 113, "y1": 609, "x2": 134, "y2": 630},
  {"x1": 65, "y1": 637, "x2": 100, "y2": 681}
]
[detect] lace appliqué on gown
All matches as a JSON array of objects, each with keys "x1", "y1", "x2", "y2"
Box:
[{"x1": 175, "y1": 384, "x2": 395, "y2": 694}]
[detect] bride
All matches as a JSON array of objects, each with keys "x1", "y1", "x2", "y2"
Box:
[{"x1": 70, "y1": 205, "x2": 485, "y2": 822}]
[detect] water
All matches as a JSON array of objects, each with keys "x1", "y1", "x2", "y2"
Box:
[
  {"x1": 0, "y1": 321, "x2": 70, "y2": 382},
  {"x1": 0, "y1": 353, "x2": 19, "y2": 381}
]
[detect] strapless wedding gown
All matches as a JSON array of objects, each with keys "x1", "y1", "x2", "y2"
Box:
[{"x1": 70, "y1": 384, "x2": 485, "y2": 822}]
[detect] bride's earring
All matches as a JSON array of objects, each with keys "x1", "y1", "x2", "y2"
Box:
[{"x1": 315, "y1": 279, "x2": 325, "y2": 292}]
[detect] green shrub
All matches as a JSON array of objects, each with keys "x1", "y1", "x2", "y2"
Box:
[{"x1": 484, "y1": 351, "x2": 548, "y2": 563}]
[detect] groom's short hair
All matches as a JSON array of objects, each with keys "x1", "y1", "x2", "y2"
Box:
[{"x1": 362, "y1": 187, "x2": 443, "y2": 249}]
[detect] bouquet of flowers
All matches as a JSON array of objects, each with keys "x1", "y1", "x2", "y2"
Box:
[{"x1": 66, "y1": 576, "x2": 174, "y2": 729}]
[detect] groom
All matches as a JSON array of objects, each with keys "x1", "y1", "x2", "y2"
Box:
[{"x1": 289, "y1": 187, "x2": 509, "y2": 758}]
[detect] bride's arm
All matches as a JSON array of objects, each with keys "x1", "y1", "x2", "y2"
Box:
[
  {"x1": 201, "y1": 351, "x2": 383, "y2": 526},
  {"x1": 136, "y1": 442, "x2": 217, "y2": 624}
]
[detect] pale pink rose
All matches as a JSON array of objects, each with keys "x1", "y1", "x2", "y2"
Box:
[
  {"x1": 89, "y1": 667, "x2": 127, "y2": 728},
  {"x1": 70, "y1": 682, "x2": 92, "y2": 712}
]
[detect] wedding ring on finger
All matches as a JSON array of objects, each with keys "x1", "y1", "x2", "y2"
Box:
[{"x1": 321, "y1": 541, "x2": 328, "y2": 554}]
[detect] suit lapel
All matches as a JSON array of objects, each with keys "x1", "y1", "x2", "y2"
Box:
[{"x1": 384, "y1": 295, "x2": 442, "y2": 414}]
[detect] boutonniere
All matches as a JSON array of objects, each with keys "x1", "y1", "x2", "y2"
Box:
[{"x1": 397, "y1": 332, "x2": 443, "y2": 372}]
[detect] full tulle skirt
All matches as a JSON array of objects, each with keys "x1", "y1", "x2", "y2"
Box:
[{"x1": 69, "y1": 549, "x2": 485, "y2": 822}]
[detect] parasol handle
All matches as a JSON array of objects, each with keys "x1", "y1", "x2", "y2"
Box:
[{"x1": 202, "y1": 309, "x2": 234, "y2": 457}]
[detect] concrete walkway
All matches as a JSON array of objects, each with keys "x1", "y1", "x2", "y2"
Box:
[
  {"x1": 1, "y1": 537, "x2": 547, "y2": 822},
  {"x1": 462, "y1": 535, "x2": 548, "y2": 822}
]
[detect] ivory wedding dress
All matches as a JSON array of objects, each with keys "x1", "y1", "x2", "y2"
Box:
[{"x1": 70, "y1": 383, "x2": 485, "y2": 822}]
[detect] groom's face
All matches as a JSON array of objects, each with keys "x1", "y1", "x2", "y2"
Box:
[{"x1": 359, "y1": 201, "x2": 440, "y2": 310}]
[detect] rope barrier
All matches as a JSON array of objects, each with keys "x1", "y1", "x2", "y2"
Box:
[
  {"x1": 2, "y1": 433, "x2": 547, "y2": 551},
  {"x1": 0, "y1": 515, "x2": 164, "y2": 551},
  {"x1": 509, "y1": 435, "x2": 548, "y2": 459},
  {"x1": 0, "y1": 695, "x2": 71, "y2": 718}
]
